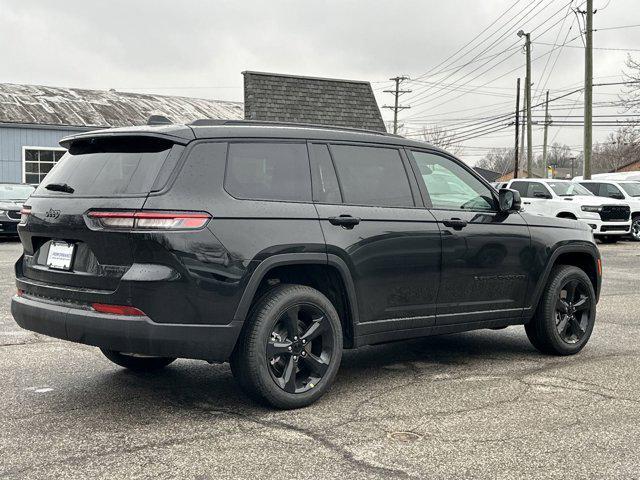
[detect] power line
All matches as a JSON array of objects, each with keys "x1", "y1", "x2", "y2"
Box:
[
  {"x1": 405, "y1": 1, "x2": 586, "y2": 118},
  {"x1": 403, "y1": 0, "x2": 555, "y2": 105}
]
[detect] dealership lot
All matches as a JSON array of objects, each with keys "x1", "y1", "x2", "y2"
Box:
[{"x1": 1, "y1": 239, "x2": 639, "y2": 479}]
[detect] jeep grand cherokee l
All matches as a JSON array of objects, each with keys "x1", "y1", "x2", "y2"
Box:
[{"x1": 12, "y1": 121, "x2": 601, "y2": 409}]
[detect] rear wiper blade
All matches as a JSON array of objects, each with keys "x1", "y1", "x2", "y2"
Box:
[{"x1": 44, "y1": 183, "x2": 74, "y2": 194}]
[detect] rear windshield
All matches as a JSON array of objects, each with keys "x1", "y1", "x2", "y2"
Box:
[
  {"x1": 34, "y1": 137, "x2": 175, "y2": 196},
  {"x1": 0, "y1": 184, "x2": 35, "y2": 201}
]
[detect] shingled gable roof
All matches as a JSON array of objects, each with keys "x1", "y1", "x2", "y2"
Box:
[
  {"x1": 0, "y1": 83, "x2": 243, "y2": 128},
  {"x1": 242, "y1": 71, "x2": 386, "y2": 132}
]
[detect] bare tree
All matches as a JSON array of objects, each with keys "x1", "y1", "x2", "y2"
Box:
[
  {"x1": 621, "y1": 55, "x2": 640, "y2": 112},
  {"x1": 419, "y1": 125, "x2": 462, "y2": 155},
  {"x1": 592, "y1": 126, "x2": 640, "y2": 173},
  {"x1": 477, "y1": 148, "x2": 515, "y2": 175}
]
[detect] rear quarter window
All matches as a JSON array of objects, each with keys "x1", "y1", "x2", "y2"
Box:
[
  {"x1": 34, "y1": 137, "x2": 177, "y2": 196},
  {"x1": 224, "y1": 142, "x2": 311, "y2": 202}
]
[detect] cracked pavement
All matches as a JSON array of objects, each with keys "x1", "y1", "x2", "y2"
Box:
[{"x1": 1, "y1": 238, "x2": 639, "y2": 479}]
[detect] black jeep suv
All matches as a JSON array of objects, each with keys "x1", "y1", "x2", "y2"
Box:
[{"x1": 12, "y1": 120, "x2": 601, "y2": 409}]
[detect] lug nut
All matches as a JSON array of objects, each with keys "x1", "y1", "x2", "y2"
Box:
[
  {"x1": 302, "y1": 339, "x2": 306, "y2": 344},
  {"x1": 301, "y1": 351, "x2": 306, "y2": 356},
  {"x1": 293, "y1": 336, "x2": 298, "y2": 341},
  {"x1": 288, "y1": 346, "x2": 292, "y2": 351},
  {"x1": 293, "y1": 355, "x2": 298, "y2": 361}
]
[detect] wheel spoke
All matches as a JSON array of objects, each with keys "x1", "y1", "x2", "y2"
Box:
[
  {"x1": 267, "y1": 340, "x2": 292, "y2": 359},
  {"x1": 564, "y1": 281, "x2": 578, "y2": 303},
  {"x1": 280, "y1": 355, "x2": 297, "y2": 393},
  {"x1": 573, "y1": 295, "x2": 590, "y2": 311},
  {"x1": 282, "y1": 306, "x2": 300, "y2": 339},
  {"x1": 300, "y1": 316, "x2": 327, "y2": 342},
  {"x1": 556, "y1": 298, "x2": 569, "y2": 314},
  {"x1": 570, "y1": 316, "x2": 585, "y2": 334},
  {"x1": 557, "y1": 315, "x2": 570, "y2": 337},
  {"x1": 300, "y1": 352, "x2": 329, "y2": 377}
]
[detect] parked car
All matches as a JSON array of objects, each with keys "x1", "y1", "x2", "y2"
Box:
[
  {"x1": 574, "y1": 171, "x2": 640, "y2": 182},
  {"x1": 505, "y1": 178, "x2": 631, "y2": 243},
  {"x1": 577, "y1": 180, "x2": 640, "y2": 241},
  {"x1": 0, "y1": 183, "x2": 35, "y2": 237},
  {"x1": 12, "y1": 121, "x2": 601, "y2": 408}
]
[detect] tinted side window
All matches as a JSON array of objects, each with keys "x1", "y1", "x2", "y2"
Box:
[
  {"x1": 510, "y1": 181, "x2": 530, "y2": 198},
  {"x1": 225, "y1": 143, "x2": 311, "y2": 202},
  {"x1": 511, "y1": 181, "x2": 551, "y2": 199},
  {"x1": 601, "y1": 183, "x2": 624, "y2": 199},
  {"x1": 581, "y1": 183, "x2": 600, "y2": 195},
  {"x1": 330, "y1": 145, "x2": 414, "y2": 207},
  {"x1": 310, "y1": 144, "x2": 342, "y2": 204},
  {"x1": 412, "y1": 151, "x2": 496, "y2": 211}
]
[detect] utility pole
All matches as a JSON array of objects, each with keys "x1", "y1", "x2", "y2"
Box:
[
  {"x1": 514, "y1": 78, "x2": 521, "y2": 178},
  {"x1": 383, "y1": 76, "x2": 411, "y2": 134},
  {"x1": 542, "y1": 90, "x2": 550, "y2": 178},
  {"x1": 583, "y1": 0, "x2": 594, "y2": 179},
  {"x1": 520, "y1": 91, "x2": 526, "y2": 176},
  {"x1": 525, "y1": 33, "x2": 533, "y2": 177},
  {"x1": 518, "y1": 29, "x2": 532, "y2": 176}
]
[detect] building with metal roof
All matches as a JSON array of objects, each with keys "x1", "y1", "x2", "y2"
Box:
[
  {"x1": 0, "y1": 83, "x2": 243, "y2": 183},
  {"x1": 0, "y1": 73, "x2": 386, "y2": 184}
]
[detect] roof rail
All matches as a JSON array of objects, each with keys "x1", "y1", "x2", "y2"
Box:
[{"x1": 188, "y1": 118, "x2": 396, "y2": 136}]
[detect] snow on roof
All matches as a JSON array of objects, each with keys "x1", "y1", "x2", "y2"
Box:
[{"x1": 0, "y1": 83, "x2": 243, "y2": 128}]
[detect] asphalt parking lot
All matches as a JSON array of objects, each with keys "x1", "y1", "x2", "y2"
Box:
[{"x1": 1, "y1": 238, "x2": 639, "y2": 480}]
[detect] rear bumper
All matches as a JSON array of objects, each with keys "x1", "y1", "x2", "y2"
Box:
[{"x1": 11, "y1": 295, "x2": 242, "y2": 362}]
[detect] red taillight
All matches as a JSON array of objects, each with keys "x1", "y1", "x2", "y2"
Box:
[
  {"x1": 597, "y1": 258, "x2": 602, "y2": 276},
  {"x1": 91, "y1": 303, "x2": 146, "y2": 316},
  {"x1": 19, "y1": 206, "x2": 31, "y2": 225},
  {"x1": 87, "y1": 210, "x2": 211, "y2": 231}
]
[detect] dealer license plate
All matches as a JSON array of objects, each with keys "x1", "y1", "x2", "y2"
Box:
[{"x1": 47, "y1": 241, "x2": 75, "y2": 271}]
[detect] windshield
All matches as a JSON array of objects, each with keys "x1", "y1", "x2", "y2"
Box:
[
  {"x1": 548, "y1": 182, "x2": 593, "y2": 197},
  {"x1": 0, "y1": 184, "x2": 35, "y2": 201},
  {"x1": 620, "y1": 182, "x2": 640, "y2": 197}
]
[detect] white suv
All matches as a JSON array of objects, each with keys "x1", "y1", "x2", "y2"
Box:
[
  {"x1": 506, "y1": 178, "x2": 632, "y2": 243},
  {"x1": 577, "y1": 180, "x2": 640, "y2": 241}
]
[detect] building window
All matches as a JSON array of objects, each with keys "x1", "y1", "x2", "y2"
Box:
[{"x1": 23, "y1": 147, "x2": 66, "y2": 184}]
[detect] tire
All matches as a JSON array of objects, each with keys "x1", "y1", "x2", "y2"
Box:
[
  {"x1": 100, "y1": 349, "x2": 176, "y2": 372},
  {"x1": 230, "y1": 284, "x2": 343, "y2": 409},
  {"x1": 630, "y1": 216, "x2": 640, "y2": 242},
  {"x1": 597, "y1": 236, "x2": 618, "y2": 244},
  {"x1": 525, "y1": 265, "x2": 596, "y2": 356}
]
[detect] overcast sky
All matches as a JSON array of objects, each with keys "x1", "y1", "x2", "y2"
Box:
[{"x1": 2, "y1": 0, "x2": 639, "y2": 166}]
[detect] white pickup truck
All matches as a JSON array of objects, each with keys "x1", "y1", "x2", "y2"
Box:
[
  {"x1": 495, "y1": 178, "x2": 632, "y2": 243},
  {"x1": 577, "y1": 179, "x2": 640, "y2": 241}
]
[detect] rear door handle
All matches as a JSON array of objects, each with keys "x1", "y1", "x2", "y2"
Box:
[
  {"x1": 523, "y1": 201, "x2": 531, "y2": 205},
  {"x1": 442, "y1": 218, "x2": 468, "y2": 230},
  {"x1": 328, "y1": 215, "x2": 361, "y2": 229}
]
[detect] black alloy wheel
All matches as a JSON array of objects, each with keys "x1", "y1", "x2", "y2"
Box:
[
  {"x1": 555, "y1": 279, "x2": 591, "y2": 344},
  {"x1": 267, "y1": 303, "x2": 334, "y2": 394},
  {"x1": 230, "y1": 284, "x2": 343, "y2": 409},
  {"x1": 525, "y1": 265, "x2": 596, "y2": 355}
]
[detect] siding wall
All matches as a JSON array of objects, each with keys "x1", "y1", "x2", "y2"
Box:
[{"x1": 0, "y1": 125, "x2": 85, "y2": 182}]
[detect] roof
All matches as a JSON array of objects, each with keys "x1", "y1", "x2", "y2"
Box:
[
  {"x1": 61, "y1": 121, "x2": 440, "y2": 151},
  {"x1": 242, "y1": 71, "x2": 386, "y2": 132},
  {"x1": 0, "y1": 83, "x2": 243, "y2": 128},
  {"x1": 473, "y1": 167, "x2": 501, "y2": 182}
]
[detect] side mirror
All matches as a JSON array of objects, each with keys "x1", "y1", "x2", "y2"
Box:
[{"x1": 499, "y1": 188, "x2": 522, "y2": 213}]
